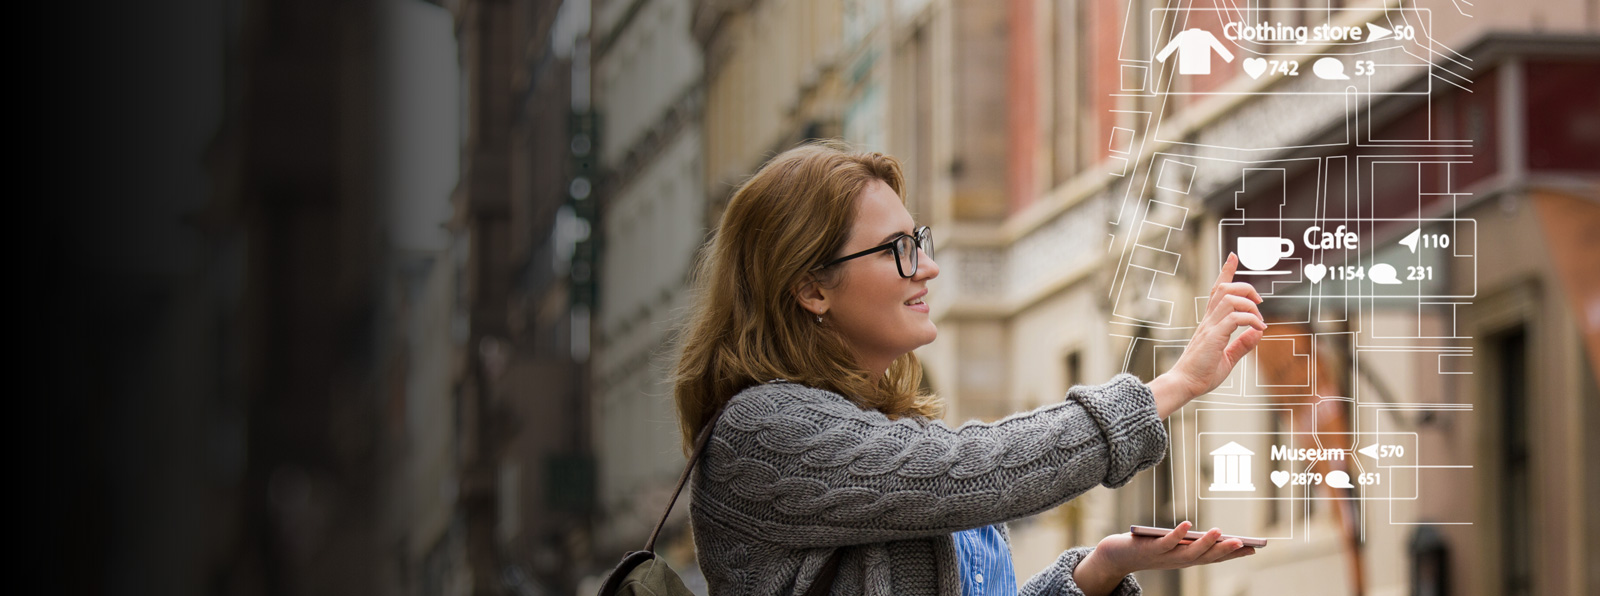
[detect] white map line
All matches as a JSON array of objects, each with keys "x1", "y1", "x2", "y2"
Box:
[
  {"x1": 1108, "y1": 1, "x2": 1198, "y2": 300},
  {"x1": 1432, "y1": 73, "x2": 1472, "y2": 93},
  {"x1": 1178, "y1": 407, "x2": 1189, "y2": 521}
]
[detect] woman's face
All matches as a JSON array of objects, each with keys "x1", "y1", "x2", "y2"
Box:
[{"x1": 817, "y1": 179, "x2": 940, "y2": 374}]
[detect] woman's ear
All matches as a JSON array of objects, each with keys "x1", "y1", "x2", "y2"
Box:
[{"x1": 793, "y1": 272, "x2": 830, "y2": 317}]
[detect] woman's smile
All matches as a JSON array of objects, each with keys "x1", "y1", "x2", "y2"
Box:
[{"x1": 904, "y1": 289, "x2": 928, "y2": 313}]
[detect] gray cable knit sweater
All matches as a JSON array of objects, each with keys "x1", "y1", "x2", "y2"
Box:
[{"x1": 689, "y1": 373, "x2": 1169, "y2": 596}]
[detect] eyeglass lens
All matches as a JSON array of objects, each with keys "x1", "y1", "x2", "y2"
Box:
[{"x1": 895, "y1": 228, "x2": 934, "y2": 277}]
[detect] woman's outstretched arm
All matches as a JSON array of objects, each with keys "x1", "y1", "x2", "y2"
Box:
[{"x1": 696, "y1": 374, "x2": 1167, "y2": 548}]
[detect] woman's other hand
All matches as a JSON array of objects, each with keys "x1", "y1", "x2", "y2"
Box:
[
  {"x1": 1149, "y1": 253, "x2": 1266, "y2": 418},
  {"x1": 1071, "y1": 522, "x2": 1256, "y2": 596}
]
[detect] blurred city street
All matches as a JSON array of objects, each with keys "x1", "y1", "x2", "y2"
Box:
[{"x1": 62, "y1": 1, "x2": 1598, "y2": 595}]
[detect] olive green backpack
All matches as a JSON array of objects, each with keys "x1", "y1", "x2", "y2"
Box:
[{"x1": 596, "y1": 404, "x2": 843, "y2": 596}]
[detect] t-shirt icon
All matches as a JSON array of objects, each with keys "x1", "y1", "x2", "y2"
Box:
[{"x1": 1156, "y1": 28, "x2": 1235, "y2": 75}]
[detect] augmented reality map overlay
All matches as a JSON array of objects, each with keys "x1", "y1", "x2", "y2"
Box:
[{"x1": 1104, "y1": 2, "x2": 1479, "y2": 557}]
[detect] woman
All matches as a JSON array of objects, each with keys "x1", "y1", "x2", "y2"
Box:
[{"x1": 673, "y1": 143, "x2": 1267, "y2": 596}]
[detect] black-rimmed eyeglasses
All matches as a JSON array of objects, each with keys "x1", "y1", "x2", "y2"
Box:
[{"x1": 816, "y1": 226, "x2": 934, "y2": 278}]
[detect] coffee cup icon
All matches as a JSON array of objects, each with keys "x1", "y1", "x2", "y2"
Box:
[{"x1": 1237, "y1": 237, "x2": 1294, "y2": 273}]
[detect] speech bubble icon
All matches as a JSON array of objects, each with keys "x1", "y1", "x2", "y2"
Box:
[
  {"x1": 1370, "y1": 263, "x2": 1402, "y2": 284},
  {"x1": 1313, "y1": 57, "x2": 1349, "y2": 80},
  {"x1": 1326, "y1": 470, "x2": 1354, "y2": 489}
]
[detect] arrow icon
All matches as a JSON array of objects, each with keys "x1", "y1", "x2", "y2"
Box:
[
  {"x1": 1399, "y1": 228, "x2": 1421, "y2": 253},
  {"x1": 1359, "y1": 443, "x2": 1381, "y2": 459},
  {"x1": 1367, "y1": 23, "x2": 1394, "y2": 42}
]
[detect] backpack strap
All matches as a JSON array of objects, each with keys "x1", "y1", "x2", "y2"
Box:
[{"x1": 645, "y1": 402, "x2": 726, "y2": 552}]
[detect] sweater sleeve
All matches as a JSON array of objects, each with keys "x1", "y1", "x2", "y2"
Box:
[
  {"x1": 1019, "y1": 547, "x2": 1141, "y2": 596},
  {"x1": 694, "y1": 374, "x2": 1168, "y2": 548}
]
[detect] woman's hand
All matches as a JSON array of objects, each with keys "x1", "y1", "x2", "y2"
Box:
[
  {"x1": 1149, "y1": 253, "x2": 1266, "y2": 418},
  {"x1": 1071, "y1": 522, "x2": 1256, "y2": 596}
]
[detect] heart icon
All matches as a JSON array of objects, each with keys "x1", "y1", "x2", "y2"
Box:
[
  {"x1": 1243, "y1": 58, "x2": 1268, "y2": 79},
  {"x1": 1271, "y1": 470, "x2": 1290, "y2": 488},
  {"x1": 1304, "y1": 264, "x2": 1327, "y2": 284}
]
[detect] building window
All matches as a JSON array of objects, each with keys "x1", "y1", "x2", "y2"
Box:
[
  {"x1": 1409, "y1": 526, "x2": 1450, "y2": 596},
  {"x1": 1064, "y1": 350, "x2": 1082, "y2": 387},
  {"x1": 1496, "y1": 326, "x2": 1530, "y2": 596}
]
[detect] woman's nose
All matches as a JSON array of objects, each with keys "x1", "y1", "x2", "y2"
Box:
[{"x1": 914, "y1": 249, "x2": 939, "y2": 280}]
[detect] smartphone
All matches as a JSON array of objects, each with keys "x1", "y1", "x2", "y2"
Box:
[{"x1": 1129, "y1": 525, "x2": 1268, "y2": 548}]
